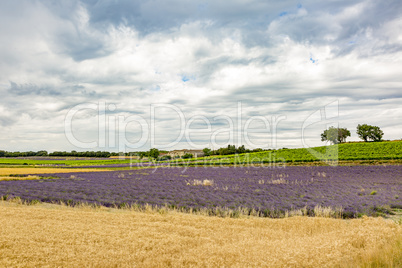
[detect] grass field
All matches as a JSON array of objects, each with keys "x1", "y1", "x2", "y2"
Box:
[
  {"x1": 0, "y1": 201, "x2": 401, "y2": 267},
  {"x1": 1, "y1": 141, "x2": 401, "y2": 168},
  {"x1": 0, "y1": 158, "x2": 136, "y2": 166},
  {"x1": 169, "y1": 140, "x2": 402, "y2": 166}
]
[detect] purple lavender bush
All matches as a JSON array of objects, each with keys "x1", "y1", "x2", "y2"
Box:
[{"x1": 0, "y1": 165, "x2": 400, "y2": 218}]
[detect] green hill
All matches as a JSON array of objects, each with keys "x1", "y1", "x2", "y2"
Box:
[
  {"x1": 180, "y1": 140, "x2": 402, "y2": 165},
  {"x1": 1, "y1": 140, "x2": 401, "y2": 167}
]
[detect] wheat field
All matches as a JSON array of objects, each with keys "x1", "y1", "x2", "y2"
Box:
[
  {"x1": 0, "y1": 201, "x2": 400, "y2": 267},
  {"x1": 0, "y1": 167, "x2": 109, "y2": 177}
]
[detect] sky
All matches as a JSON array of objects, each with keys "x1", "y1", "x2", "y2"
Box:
[{"x1": 1, "y1": 0, "x2": 401, "y2": 152}]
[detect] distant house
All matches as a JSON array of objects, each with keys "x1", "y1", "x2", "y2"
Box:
[{"x1": 167, "y1": 149, "x2": 204, "y2": 158}]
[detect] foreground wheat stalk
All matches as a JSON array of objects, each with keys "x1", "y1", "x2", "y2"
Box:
[{"x1": 0, "y1": 201, "x2": 401, "y2": 267}]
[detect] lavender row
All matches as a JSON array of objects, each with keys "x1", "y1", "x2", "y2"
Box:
[{"x1": 0, "y1": 165, "x2": 400, "y2": 217}]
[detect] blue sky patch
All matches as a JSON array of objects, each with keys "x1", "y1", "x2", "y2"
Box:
[
  {"x1": 310, "y1": 57, "x2": 317, "y2": 64},
  {"x1": 181, "y1": 75, "x2": 195, "y2": 82}
]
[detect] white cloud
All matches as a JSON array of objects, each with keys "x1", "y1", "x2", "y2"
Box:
[{"x1": 0, "y1": 0, "x2": 401, "y2": 152}]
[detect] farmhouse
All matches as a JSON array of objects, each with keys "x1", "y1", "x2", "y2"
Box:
[{"x1": 167, "y1": 149, "x2": 204, "y2": 158}]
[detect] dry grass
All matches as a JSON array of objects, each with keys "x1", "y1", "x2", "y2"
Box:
[
  {"x1": 0, "y1": 175, "x2": 41, "y2": 181},
  {"x1": 186, "y1": 179, "x2": 214, "y2": 186},
  {"x1": 0, "y1": 201, "x2": 400, "y2": 267},
  {"x1": 0, "y1": 167, "x2": 109, "y2": 176}
]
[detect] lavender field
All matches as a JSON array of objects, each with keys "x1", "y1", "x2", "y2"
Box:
[{"x1": 1, "y1": 165, "x2": 401, "y2": 218}]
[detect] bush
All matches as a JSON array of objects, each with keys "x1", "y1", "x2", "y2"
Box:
[
  {"x1": 182, "y1": 153, "x2": 193, "y2": 159},
  {"x1": 157, "y1": 155, "x2": 171, "y2": 161}
]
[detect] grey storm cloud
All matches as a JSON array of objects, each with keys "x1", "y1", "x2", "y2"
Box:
[
  {"x1": 81, "y1": 0, "x2": 289, "y2": 33},
  {"x1": 9, "y1": 82, "x2": 61, "y2": 96},
  {"x1": 0, "y1": 0, "x2": 401, "y2": 152},
  {"x1": 77, "y1": 0, "x2": 402, "y2": 48},
  {"x1": 0, "y1": 116, "x2": 14, "y2": 127}
]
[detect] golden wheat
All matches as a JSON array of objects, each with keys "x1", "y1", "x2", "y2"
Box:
[
  {"x1": 0, "y1": 167, "x2": 110, "y2": 176},
  {"x1": 0, "y1": 175, "x2": 41, "y2": 181},
  {"x1": 0, "y1": 201, "x2": 400, "y2": 267}
]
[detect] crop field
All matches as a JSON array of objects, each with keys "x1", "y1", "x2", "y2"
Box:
[
  {"x1": 170, "y1": 140, "x2": 402, "y2": 165},
  {"x1": 1, "y1": 165, "x2": 401, "y2": 218},
  {"x1": 1, "y1": 145, "x2": 401, "y2": 266},
  {"x1": 1, "y1": 141, "x2": 401, "y2": 168},
  {"x1": 0, "y1": 157, "x2": 137, "y2": 166},
  {"x1": 0, "y1": 201, "x2": 401, "y2": 267},
  {"x1": 0, "y1": 167, "x2": 109, "y2": 176}
]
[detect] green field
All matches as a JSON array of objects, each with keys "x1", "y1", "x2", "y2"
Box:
[
  {"x1": 0, "y1": 158, "x2": 136, "y2": 166},
  {"x1": 1, "y1": 140, "x2": 401, "y2": 167},
  {"x1": 168, "y1": 140, "x2": 402, "y2": 165}
]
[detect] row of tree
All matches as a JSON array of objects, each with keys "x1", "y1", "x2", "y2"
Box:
[
  {"x1": 136, "y1": 145, "x2": 261, "y2": 161},
  {"x1": 0, "y1": 150, "x2": 117, "y2": 158},
  {"x1": 0, "y1": 150, "x2": 49, "y2": 157},
  {"x1": 0, "y1": 150, "x2": 173, "y2": 158},
  {"x1": 321, "y1": 124, "x2": 384, "y2": 144},
  {"x1": 138, "y1": 148, "x2": 161, "y2": 159},
  {"x1": 202, "y1": 145, "x2": 263, "y2": 156}
]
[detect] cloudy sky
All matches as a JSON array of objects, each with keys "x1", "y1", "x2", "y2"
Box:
[{"x1": 1, "y1": 0, "x2": 401, "y2": 152}]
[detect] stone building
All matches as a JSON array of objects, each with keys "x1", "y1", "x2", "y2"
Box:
[{"x1": 167, "y1": 149, "x2": 204, "y2": 158}]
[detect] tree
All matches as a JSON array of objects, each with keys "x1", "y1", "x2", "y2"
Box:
[
  {"x1": 227, "y1": 145, "x2": 236, "y2": 155},
  {"x1": 203, "y1": 148, "x2": 212, "y2": 156},
  {"x1": 237, "y1": 145, "x2": 246, "y2": 154},
  {"x1": 321, "y1": 126, "x2": 351, "y2": 144},
  {"x1": 138, "y1": 152, "x2": 147, "y2": 159},
  {"x1": 149, "y1": 148, "x2": 160, "y2": 159},
  {"x1": 357, "y1": 124, "x2": 383, "y2": 142},
  {"x1": 338, "y1": 128, "x2": 351, "y2": 143},
  {"x1": 36, "y1": 150, "x2": 48, "y2": 156}
]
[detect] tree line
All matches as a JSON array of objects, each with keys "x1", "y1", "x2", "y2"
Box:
[
  {"x1": 0, "y1": 150, "x2": 114, "y2": 158},
  {"x1": 202, "y1": 145, "x2": 263, "y2": 156},
  {"x1": 0, "y1": 150, "x2": 172, "y2": 158}
]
